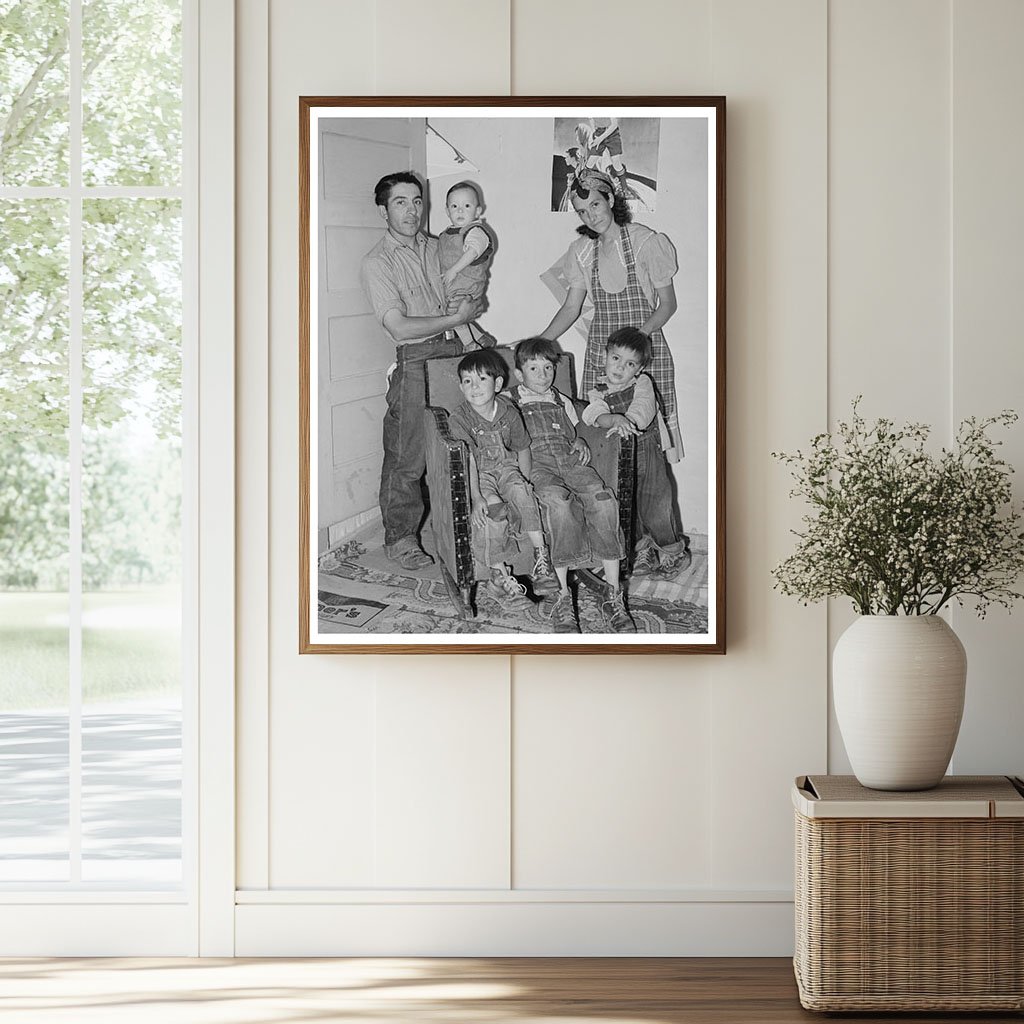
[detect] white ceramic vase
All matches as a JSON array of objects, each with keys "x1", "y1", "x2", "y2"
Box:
[{"x1": 832, "y1": 615, "x2": 967, "y2": 791}]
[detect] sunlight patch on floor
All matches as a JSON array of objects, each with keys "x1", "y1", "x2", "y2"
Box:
[{"x1": 0, "y1": 957, "x2": 684, "y2": 1024}]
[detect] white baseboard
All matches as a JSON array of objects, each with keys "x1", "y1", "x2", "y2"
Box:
[
  {"x1": 235, "y1": 899, "x2": 795, "y2": 956},
  {"x1": 327, "y1": 507, "x2": 381, "y2": 549},
  {"x1": 0, "y1": 904, "x2": 195, "y2": 956}
]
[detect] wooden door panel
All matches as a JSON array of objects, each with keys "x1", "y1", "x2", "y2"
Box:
[
  {"x1": 324, "y1": 224, "x2": 383, "y2": 298},
  {"x1": 317, "y1": 116, "x2": 426, "y2": 546},
  {"x1": 322, "y1": 131, "x2": 412, "y2": 202},
  {"x1": 323, "y1": 118, "x2": 416, "y2": 148},
  {"x1": 330, "y1": 456, "x2": 381, "y2": 536},
  {"x1": 331, "y1": 395, "x2": 388, "y2": 468},
  {"x1": 327, "y1": 316, "x2": 394, "y2": 379},
  {"x1": 327, "y1": 370, "x2": 389, "y2": 410}
]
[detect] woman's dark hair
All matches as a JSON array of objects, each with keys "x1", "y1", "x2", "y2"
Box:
[
  {"x1": 373, "y1": 171, "x2": 422, "y2": 207},
  {"x1": 457, "y1": 348, "x2": 509, "y2": 386},
  {"x1": 513, "y1": 337, "x2": 561, "y2": 370},
  {"x1": 572, "y1": 183, "x2": 632, "y2": 239}
]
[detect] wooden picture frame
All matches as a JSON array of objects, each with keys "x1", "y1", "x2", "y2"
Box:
[{"x1": 300, "y1": 97, "x2": 725, "y2": 653}]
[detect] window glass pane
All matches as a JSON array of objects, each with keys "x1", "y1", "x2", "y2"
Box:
[
  {"x1": 0, "y1": 0, "x2": 70, "y2": 186},
  {"x1": 81, "y1": 676, "x2": 181, "y2": 883},
  {"x1": 82, "y1": 0, "x2": 181, "y2": 187},
  {"x1": 0, "y1": 199, "x2": 70, "y2": 880},
  {"x1": 81, "y1": 197, "x2": 181, "y2": 883},
  {"x1": 0, "y1": 704, "x2": 69, "y2": 881}
]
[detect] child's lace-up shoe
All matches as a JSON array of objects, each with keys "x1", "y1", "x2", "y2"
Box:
[
  {"x1": 479, "y1": 568, "x2": 534, "y2": 615},
  {"x1": 600, "y1": 584, "x2": 636, "y2": 633},
  {"x1": 530, "y1": 548, "x2": 560, "y2": 596},
  {"x1": 544, "y1": 590, "x2": 580, "y2": 633},
  {"x1": 651, "y1": 546, "x2": 693, "y2": 580},
  {"x1": 631, "y1": 544, "x2": 660, "y2": 576}
]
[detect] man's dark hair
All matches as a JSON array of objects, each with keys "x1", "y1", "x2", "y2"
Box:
[
  {"x1": 606, "y1": 326, "x2": 652, "y2": 367},
  {"x1": 446, "y1": 180, "x2": 482, "y2": 206},
  {"x1": 458, "y1": 348, "x2": 509, "y2": 386},
  {"x1": 374, "y1": 171, "x2": 422, "y2": 207},
  {"x1": 514, "y1": 336, "x2": 561, "y2": 370}
]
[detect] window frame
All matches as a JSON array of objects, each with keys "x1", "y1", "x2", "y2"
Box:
[{"x1": 0, "y1": 0, "x2": 235, "y2": 955}]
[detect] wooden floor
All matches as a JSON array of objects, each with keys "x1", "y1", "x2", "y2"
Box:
[{"x1": 0, "y1": 957, "x2": 1020, "y2": 1023}]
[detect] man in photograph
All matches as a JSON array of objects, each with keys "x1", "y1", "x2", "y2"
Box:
[{"x1": 360, "y1": 171, "x2": 483, "y2": 571}]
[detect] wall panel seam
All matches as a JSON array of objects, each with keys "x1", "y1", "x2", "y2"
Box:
[{"x1": 236, "y1": 0, "x2": 271, "y2": 893}]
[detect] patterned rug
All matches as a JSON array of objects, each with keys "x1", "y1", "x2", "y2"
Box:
[{"x1": 318, "y1": 536, "x2": 709, "y2": 636}]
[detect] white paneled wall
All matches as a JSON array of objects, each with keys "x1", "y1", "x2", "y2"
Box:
[
  {"x1": 235, "y1": 0, "x2": 1024, "y2": 954},
  {"x1": 513, "y1": 661, "x2": 713, "y2": 889},
  {"x1": 375, "y1": 0, "x2": 510, "y2": 95},
  {"x1": 826, "y1": 0, "x2": 953, "y2": 773},
  {"x1": 829, "y1": 0, "x2": 950, "y2": 425},
  {"x1": 948, "y1": 0, "x2": 1024, "y2": 776},
  {"x1": 511, "y1": 0, "x2": 713, "y2": 95},
  {"x1": 373, "y1": 665, "x2": 511, "y2": 889},
  {"x1": 707, "y1": 0, "x2": 828, "y2": 890}
]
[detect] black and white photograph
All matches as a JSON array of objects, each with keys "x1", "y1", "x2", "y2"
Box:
[{"x1": 299, "y1": 99, "x2": 725, "y2": 653}]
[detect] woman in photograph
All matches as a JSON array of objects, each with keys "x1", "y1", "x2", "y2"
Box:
[
  {"x1": 539, "y1": 167, "x2": 691, "y2": 578},
  {"x1": 539, "y1": 169, "x2": 682, "y2": 458}
]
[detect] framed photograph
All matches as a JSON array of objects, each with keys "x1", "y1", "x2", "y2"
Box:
[{"x1": 300, "y1": 97, "x2": 725, "y2": 654}]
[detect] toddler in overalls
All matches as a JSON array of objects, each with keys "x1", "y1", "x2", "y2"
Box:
[
  {"x1": 582, "y1": 327, "x2": 691, "y2": 578},
  {"x1": 511, "y1": 337, "x2": 635, "y2": 634},
  {"x1": 438, "y1": 180, "x2": 495, "y2": 350},
  {"x1": 446, "y1": 348, "x2": 559, "y2": 615}
]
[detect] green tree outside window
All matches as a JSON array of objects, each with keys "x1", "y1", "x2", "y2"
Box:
[{"x1": 1, "y1": 0, "x2": 183, "y2": 708}]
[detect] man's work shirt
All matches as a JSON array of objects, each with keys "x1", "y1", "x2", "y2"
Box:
[{"x1": 360, "y1": 231, "x2": 447, "y2": 345}]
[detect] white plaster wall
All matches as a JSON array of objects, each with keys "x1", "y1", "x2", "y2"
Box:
[{"x1": 234, "y1": 0, "x2": 1024, "y2": 955}]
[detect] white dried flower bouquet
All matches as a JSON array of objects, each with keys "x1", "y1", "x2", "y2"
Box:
[{"x1": 772, "y1": 400, "x2": 1024, "y2": 616}]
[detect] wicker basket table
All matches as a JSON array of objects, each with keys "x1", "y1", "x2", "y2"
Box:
[{"x1": 793, "y1": 774, "x2": 1024, "y2": 1012}]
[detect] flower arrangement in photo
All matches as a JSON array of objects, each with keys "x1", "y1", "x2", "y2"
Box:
[{"x1": 772, "y1": 400, "x2": 1024, "y2": 617}]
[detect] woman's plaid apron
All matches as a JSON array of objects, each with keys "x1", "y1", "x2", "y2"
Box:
[{"x1": 581, "y1": 226, "x2": 679, "y2": 439}]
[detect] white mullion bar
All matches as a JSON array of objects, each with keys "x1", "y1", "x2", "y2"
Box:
[
  {"x1": 0, "y1": 188, "x2": 69, "y2": 198},
  {"x1": 73, "y1": 186, "x2": 183, "y2": 198},
  {"x1": 0, "y1": 187, "x2": 182, "y2": 199},
  {"x1": 196, "y1": 0, "x2": 236, "y2": 953},
  {"x1": 68, "y1": 0, "x2": 83, "y2": 885},
  {"x1": 0, "y1": 891, "x2": 187, "y2": 904},
  {"x1": 181, "y1": 0, "x2": 200, "y2": 919},
  {"x1": 83, "y1": 186, "x2": 183, "y2": 198}
]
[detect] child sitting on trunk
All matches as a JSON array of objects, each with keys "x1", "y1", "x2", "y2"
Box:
[
  {"x1": 446, "y1": 348, "x2": 559, "y2": 613},
  {"x1": 511, "y1": 337, "x2": 634, "y2": 634}
]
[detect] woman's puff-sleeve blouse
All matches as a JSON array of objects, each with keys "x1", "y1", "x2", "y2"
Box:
[{"x1": 560, "y1": 223, "x2": 678, "y2": 308}]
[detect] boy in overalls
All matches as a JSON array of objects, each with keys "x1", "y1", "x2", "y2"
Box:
[
  {"x1": 582, "y1": 327, "x2": 691, "y2": 578},
  {"x1": 511, "y1": 337, "x2": 635, "y2": 634},
  {"x1": 447, "y1": 348, "x2": 559, "y2": 614}
]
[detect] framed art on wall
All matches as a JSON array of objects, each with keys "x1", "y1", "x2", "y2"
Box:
[{"x1": 299, "y1": 97, "x2": 725, "y2": 654}]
